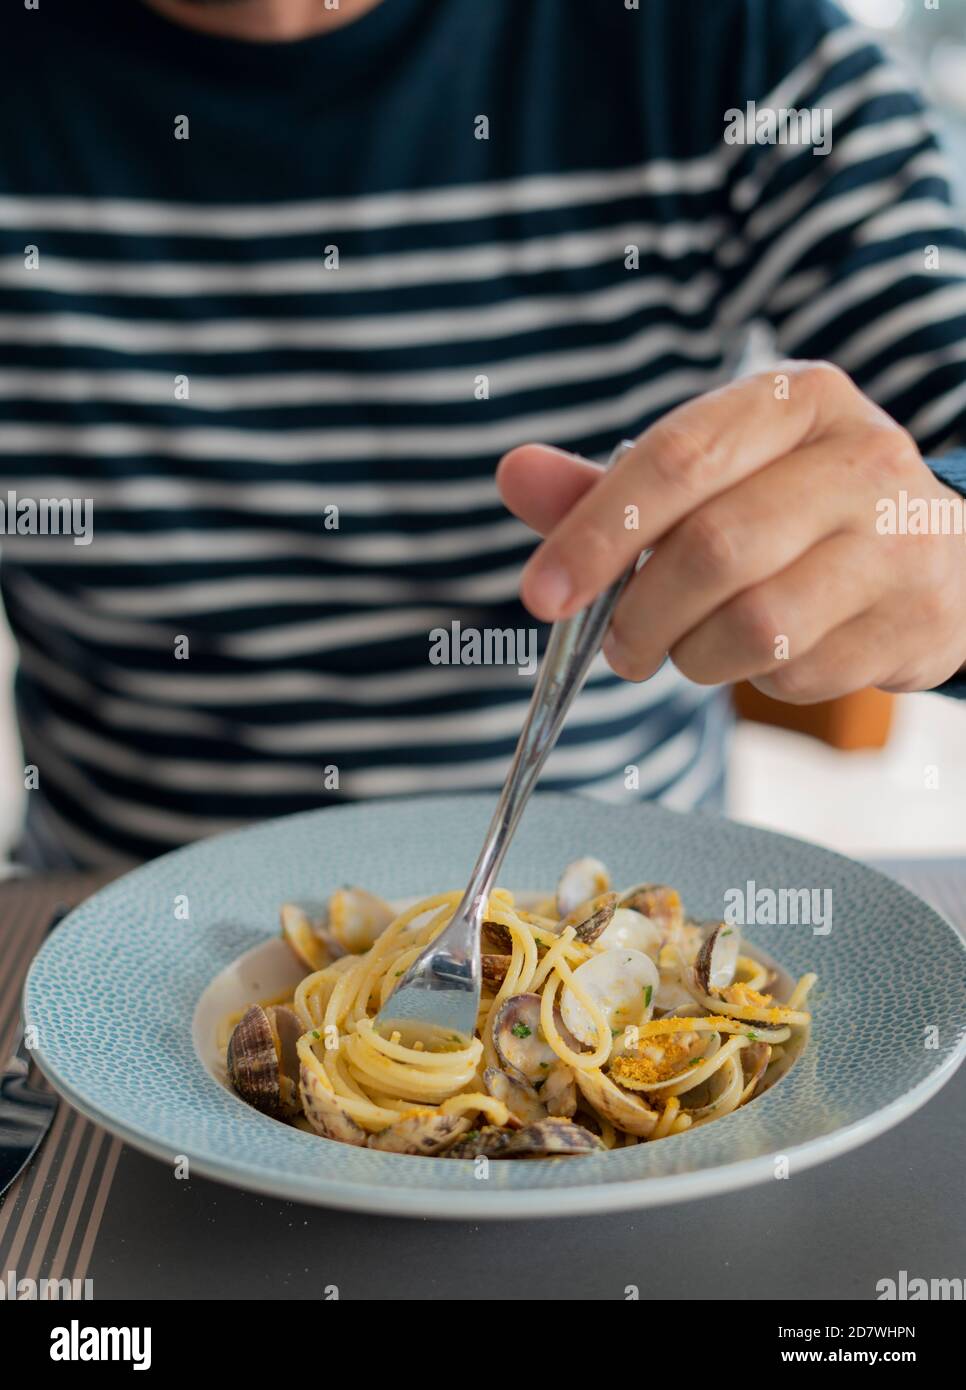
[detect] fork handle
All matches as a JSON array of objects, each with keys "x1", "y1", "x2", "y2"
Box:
[{"x1": 450, "y1": 439, "x2": 639, "y2": 928}]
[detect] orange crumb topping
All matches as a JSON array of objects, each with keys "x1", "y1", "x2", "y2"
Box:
[
  {"x1": 610, "y1": 1034, "x2": 697, "y2": 1085},
  {"x1": 722, "y1": 982, "x2": 773, "y2": 1007}
]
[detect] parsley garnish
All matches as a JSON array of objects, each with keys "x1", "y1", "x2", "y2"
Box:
[
  {"x1": 643, "y1": 985, "x2": 653, "y2": 1007},
  {"x1": 511, "y1": 1021, "x2": 532, "y2": 1039}
]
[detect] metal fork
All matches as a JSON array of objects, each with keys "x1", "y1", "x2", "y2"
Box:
[{"x1": 375, "y1": 439, "x2": 639, "y2": 1047}]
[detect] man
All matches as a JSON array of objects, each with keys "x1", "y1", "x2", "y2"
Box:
[{"x1": 1, "y1": 0, "x2": 965, "y2": 869}]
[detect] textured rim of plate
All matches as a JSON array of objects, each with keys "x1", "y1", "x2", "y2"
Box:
[{"x1": 24, "y1": 794, "x2": 966, "y2": 1220}]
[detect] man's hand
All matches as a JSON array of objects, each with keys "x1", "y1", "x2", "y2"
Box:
[{"x1": 497, "y1": 362, "x2": 966, "y2": 703}]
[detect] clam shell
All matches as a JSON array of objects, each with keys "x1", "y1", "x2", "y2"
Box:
[
  {"x1": 280, "y1": 903, "x2": 343, "y2": 971},
  {"x1": 327, "y1": 887, "x2": 395, "y2": 953},
  {"x1": 481, "y1": 919, "x2": 513, "y2": 953},
  {"x1": 619, "y1": 883, "x2": 683, "y2": 933},
  {"x1": 740, "y1": 1040, "x2": 772, "y2": 1098},
  {"x1": 556, "y1": 857, "x2": 611, "y2": 920},
  {"x1": 561, "y1": 891, "x2": 618, "y2": 943},
  {"x1": 502, "y1": 1118, "x2": 605, "y2": 1157},
  {"x1": 368, "y1": 1110, "x2": 470, "y2": 1155},
  {"x1": 540, "y1": 1061, "x2": 577, "y2": 1118},
  {"x1": 693, "y1": 923, "x2": 741, "y2": 995},
  {"x1": 299, "y1": 1061, "x2": 367, "y2": 1146},
  {"x1": 227, "y1": 1005, "x2": 281, "y2": 1117},
  {"x1": 559, "y1": 946, "x2": 658, "y2": 1048},
  {"x1": 484, "y1": 1066, "x2": 547, "y2": 1127},
  {"x1": 574, "y1": 1067, "x2": 659, "y2": 1137},
  {"x1": 481, "y1": 953, "x2": 511, "y2": 986},
  {"x1": 491, "y1": 993, "x2": 558, "y2": 1081},
  {"x1": 447, "y1": 1125, "x2": 515, "y2": 1160}
]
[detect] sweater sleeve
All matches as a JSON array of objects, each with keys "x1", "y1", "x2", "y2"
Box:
[{"x1": 713, "y1": 0, "x2": 966, "y2": 693}]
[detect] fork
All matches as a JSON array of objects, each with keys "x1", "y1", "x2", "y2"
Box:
[{"x1": 375, "y1": 439, "x2": 639, "y2": 1047}]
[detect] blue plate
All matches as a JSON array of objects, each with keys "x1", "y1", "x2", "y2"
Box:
[{"x1": 24, "y1": 795, "x2": 966, "y2": 1219}]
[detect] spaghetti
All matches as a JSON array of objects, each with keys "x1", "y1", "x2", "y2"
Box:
[{"x1": 223, "y1": 857, "x2": 816, "y2": 1160}]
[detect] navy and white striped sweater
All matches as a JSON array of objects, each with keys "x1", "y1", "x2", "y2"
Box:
[{"x1": 1, "y1": 0, "x2": 965, "y2": 867}]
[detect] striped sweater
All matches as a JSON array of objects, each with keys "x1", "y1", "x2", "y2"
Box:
[{"x1": 1, "y1": 0, "x2": 965, "y2": 868}]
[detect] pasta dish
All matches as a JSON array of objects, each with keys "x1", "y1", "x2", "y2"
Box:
[{"x1": 223, "y1": 857, "x2": 816, "y2": 1159}]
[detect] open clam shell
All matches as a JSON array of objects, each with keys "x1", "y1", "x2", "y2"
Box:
[
  {"x1": 484, "y1": 1066, "x2": 547, "y2": 1127},
  {"x1": 556, "y1": 857, "x2": 611, "y2": 920},
  {"x1": 619, "y1": 883, "x2": 683, "y2": 933},
  {"x1": 327, "y1": 887, "x2": 395, "y2": 954},
  {"x1": 560, "y1": 947, "x2": 658, "y2": 1048},
  {"x1": 560, "y1": 891, "x2": 618, "y2": 943},
  {"x1": 280, "y1": 903, "x2": 344, "y2": 972},
  {"x1": 491, "y1": 993, "x2": 558, "y2": 1081},
  {"x1": 575, "y1": 1067, "x2": 659, "y2": 1138},
  {"x1": 227, "y1": 1003, "x2": 302, "y2": 1119},
  {"x1": 693, "y1": 923, "x2": 741, "y2": 996}
]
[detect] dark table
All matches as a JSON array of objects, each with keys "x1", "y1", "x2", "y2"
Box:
[{"x1": 1, "y1": 858, "x2": 963, "y2": 1301}]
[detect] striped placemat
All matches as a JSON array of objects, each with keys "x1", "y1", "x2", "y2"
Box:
[{"x1": 0, "y1": 872, "x2": 118, "y2": 1292}]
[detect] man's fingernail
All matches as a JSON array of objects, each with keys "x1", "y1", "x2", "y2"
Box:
[{"x1": 526, "y1": 563, "x2": 573, "y2": 616}]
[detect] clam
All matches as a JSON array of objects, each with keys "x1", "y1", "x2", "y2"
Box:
[
  {"x1": 740, "y1": 1040, "x2": 772, "y2": 1098},
  {"x1": 556, "y1": 857, "x2": 611, "y2": 920},
  {"x1": 299, "y1": 1060, "x2": 367, "y2": 1146},
  {"x1": 596, "y1": 906, "x2": 662, "y2": 958},
  {"x1": 280, "y1": 903, "x2": 344, "y2": 971},
  {"x1": 654, "y1": 978, "x2": 704, "y2": 1014},
  {"x1": 559, "y1": 947, "x2": 659, "y2": 1049},
  {"x1": 619, "y1": 884, "x2": 683, "y2": 933},
  {"x1": 540, "y1": 1061, "x2": 577, "y2": 1118},
  {"x1": 502, "y1": 1118, "x2": 605, "y2": 1157},
  {"x1": 693, "y1": 923, "x2": 741, "y2": 996},
  {"x1": 492, "y1": 993, "x2": 558, "y2": 1081},
  {"x1": 447, "y1": 1125, "x2": 515, "y2": 1159},
  {"x1": 484, "y1": 1067, "x2": 547, "y2": 1126},
  {"x1": 368, "y1": 1109, "x2": 470, "y2": 1155},
  {"x1": 575, "y1": 1067, "x2": 659, "y2": 1138},
  {"x1": 227, "y1": 1004, "x2": 303, "y2": 1119},
  {"x1": 481, "y1": 919, "x2": 513, "y2": 953},
  {"x1": 327, "y1": 887, "x2": 395, "y2": 953},
  {"x1": 481, "y1": 953, "x2": 511, "y2": 987},
  {"x1": 560, "y1": 891, "x2": 618, "y2": 943}
]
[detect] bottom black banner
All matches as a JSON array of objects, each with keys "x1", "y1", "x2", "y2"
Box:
[{"x1": 1, "y1": 1297, "x2": 960, "y2": 1373}]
